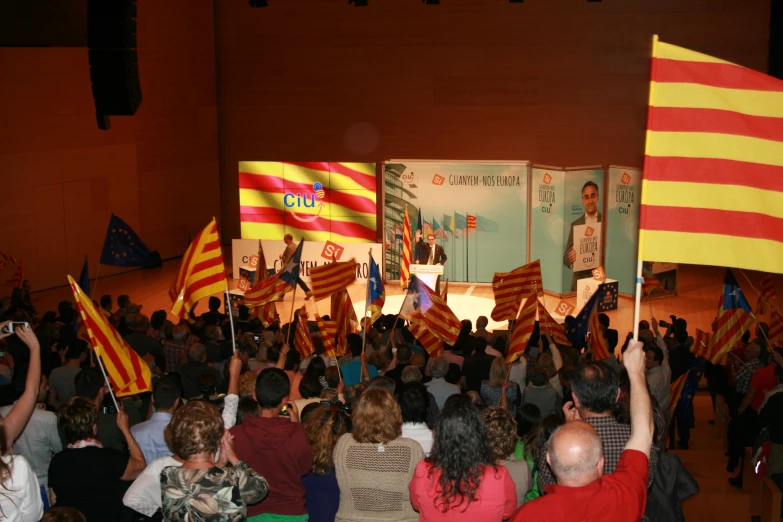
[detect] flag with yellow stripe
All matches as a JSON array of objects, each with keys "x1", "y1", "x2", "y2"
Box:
[
  {"x1": 401, "y1": 206, "x2": 412, "y2": 288},
  {"x1": 506, "y1": 295, "x2": 537, "y2": 364},
  {"x1": 68, "y1": 275, "x2": 151, "y2": 397},
  {"x1": 639, "y1": 37, "x2": 783, "y2": 273},
  {"x1": 170, "y1": 219, "x2": 227, "y2": 318},
  {"x1": 690, "y1": 329, "x2": 714, "y2": 359},
  {"x1": 537, "y1": 300, "x2": 571, "y2": 347},
  {"x1": 309, "y1": 259, "x2": 357, "y2": 302},
  {"x1": 314, "y1": 312, "x2": 339, "y2": 358},
  {"x1": 668, "y1": 373, "x2": 688, "y2": 416},
  {"x1": 408, "y1": 314, "x2": 443, "y2": 357},
  {"x1": 756, "y1": 273, "x2": 777, "y2": 316},
  {"x1": 293, "y1": 307, "x2": 315, "y2": 360}
]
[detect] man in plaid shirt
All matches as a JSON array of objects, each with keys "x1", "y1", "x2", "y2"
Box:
[
  {"x1": 537, "y1": 361, "x2": 659, "y2": 491},
  {"x1": 733, "y1": 344, "x2": 764, "y2": 397},
  {"x1": 162, "y1": 325, "x2": 190, "y2": 372}
]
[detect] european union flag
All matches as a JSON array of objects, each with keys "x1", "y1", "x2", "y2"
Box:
[
  {"x1": 100, "y1": 214, "x2": 157, "y2": 267},
  {"x1": 722, "y1": 268, "x2": 751, "y2": 313},
  {"x1": 570, "y1": 284, "x2": 604, "y2": 346}
]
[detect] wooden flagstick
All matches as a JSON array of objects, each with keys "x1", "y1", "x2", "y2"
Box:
[
  {"x1": 90, "y1": 263, "x2": 103, "y2": 300},
  {"x1": 225, "y1": 285, "x2": 238, "y2": 353},
  {"x1": 94, "y1": 354, "x2": 121, "y2": 412}
]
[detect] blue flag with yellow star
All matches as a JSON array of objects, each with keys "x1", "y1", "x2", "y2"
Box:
[{"x1": 100, "y1": 214, "x2": 156, "y2": 267}]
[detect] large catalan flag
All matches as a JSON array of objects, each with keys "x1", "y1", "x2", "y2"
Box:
[
  {"x1": 238, "y1": 162, "x2": 376, "y2": 243},
  {"x1": 506, "y1": 295, "x2": 537, "y2": 364},
  {"x1": 491, "y1": 260, "x2": 542, "y2": 322},
  {"x1": 314, "y1": 312, "x2": 338, "y2": 358},
  {"x1": 639, "y1": 37, "x2": 783, "y2": 274},
  {"x1": 309, "y1": 259, "x2": 357, "y2": 302},
  {"x1": 710, "y1": 269, "x2": 754, "y2": 364},
  {"x1": 401, "y1": 206, "x2": 412, "y2": 288},
  {"x1": 756, "y1": 273, "x2": 777, "y2": 316},
  {"x1": 254, "y1": 240, "x2": 279, "y2": 327},
  {"x1": 331, "y1": 290, "x2": 359, "y2": 354},
  {"x1": 293, "y1": 307, "x2": 315, "y2": 359},
  {"x1": 408, "y1": 314, "x2": 443, "y2": 357},
  {"x1": 170, "y1": 219, "x2": 227, "y2": 318},
  {"x1": 68, "y1": 275, "x2": 151, "y2": 397},
  {"x1": 690, "y1": 329, "x2": 714, "y2": 359}
]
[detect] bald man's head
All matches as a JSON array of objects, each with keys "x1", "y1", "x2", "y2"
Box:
[{"x1": 546, "y1": 421, "x2": 604, "y2": 487}]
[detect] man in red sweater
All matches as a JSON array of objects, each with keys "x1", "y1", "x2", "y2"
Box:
[
  {"x1": 231, "y1": 367, "x2": 313, "y2": 522},
  {"x1": 513, "y1": 338, "x2": 654, "y2": 522}
]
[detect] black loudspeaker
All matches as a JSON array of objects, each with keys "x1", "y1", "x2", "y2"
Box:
[{"x1": 87, "y1": 0, "x2": 142, "y2": 130}]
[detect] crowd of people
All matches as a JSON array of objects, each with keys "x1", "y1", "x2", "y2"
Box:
[{"x1": 15, "y1": 281, "x2": 783, "y2": 521}]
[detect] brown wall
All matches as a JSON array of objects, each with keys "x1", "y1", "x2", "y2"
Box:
[
  {"x1": 0, "y1": 1, "x2": 220, "y2": 290},
  {"x1": 215, "y1": 0, "x2": 770, "y2": 241}
]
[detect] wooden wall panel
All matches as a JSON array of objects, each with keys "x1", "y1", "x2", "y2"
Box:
[
  {"x1": 0, "y1": 1, "x2": 219, "y2": 291},
  {"x1": 214, "y1": 0, "x2": 770, "y2": 241}
]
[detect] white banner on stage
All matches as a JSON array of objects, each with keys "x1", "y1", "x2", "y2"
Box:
[{"x1": 231, "y1": 239, "x2": 383, "y2": 283}]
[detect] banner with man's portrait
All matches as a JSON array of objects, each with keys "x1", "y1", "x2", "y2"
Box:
[{"x1": 562, "y1": 167, "x2": 604, "y2": 293}]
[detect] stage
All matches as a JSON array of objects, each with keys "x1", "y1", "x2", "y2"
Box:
[{"x1": 27, "y1": 252, "x2": 765, "y2": 342}]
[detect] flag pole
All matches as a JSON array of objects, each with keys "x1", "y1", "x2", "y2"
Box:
[
  {"x1": 90, "y1": 263, "x2": 102, "y2": 300},
  {"x1": 94, "y1": 353, "x2": 121, "y2": 412},
  {"x1": 383, "y1": 281, "x2": 412, "y2": 354},
  {"x1": 225, "y1": 285, "x2": 238, "y2": 353},
  {"x1": 633, "y1": 34, "x2": 659, "y2": 343},
  {"x1": 361, "y1": 249, "x2": 372, "y2": 355}
]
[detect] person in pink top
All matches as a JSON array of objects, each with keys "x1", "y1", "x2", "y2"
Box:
[{"x1": 409, "y1": 395, "x2": 516, "y2": 521}]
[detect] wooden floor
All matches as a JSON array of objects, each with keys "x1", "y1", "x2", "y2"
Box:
[{"x1": 25, "y1": 255, "x2": 782, "y2": 522}]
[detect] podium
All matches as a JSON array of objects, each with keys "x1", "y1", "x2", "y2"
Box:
[{"x1": 410, "y1": 264, "x2": 444, "y2": 291}]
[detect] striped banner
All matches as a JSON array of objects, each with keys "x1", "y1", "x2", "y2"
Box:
[
  {"x1": 239, "y1": 162, "x2": 376, "y2": 243},
  {"x1": 170, "y1": 219, "x2": 227, "y2": 318},
  {"x1": 409, "y1": 314, "x2": 443, "y2": 357},
  {"x1": 293, "y1": 307, "x2": 315, "y2": 360},
  {"x1": 639, "y1": 38, "x2": 783, "y2": 273},
  {"x1": 537, "y1": 300, "x2": 571, "y2": 347},
  {"x1": 309, "y1": 259, "x2": 357, "y2": 302},
  {"x1": 401, "y1": 206, "x2": 412, "y2": 288},
  {"x1": 668, "y1": 373, "x2": 688, "y2": 416},
  {"x1": 642, "y1": 273, "x2": 666, "y2": 297},
  {"x1": 756, "y1": 273, "x2": 777, "y2": 316},
  {"x1": 491, "y1": 260, "x2": 542, "y2": 322},
  {"x1": 690, "y1": 328, "x2": 714, "y2": 359},
  {"x1": 68, "y1": 275, "x2": 151, "y2": 397},
  {"x1": 709, "y1": 307, "x2": 753, "y2": 364},
  {"x1": 331, "y1": 291, "x2": 359, "y2": 354},
  {"x1": 314, "y1": 312, "x2": 338, "y2": 358},
  {"x1": 589, "y1": 306, "x2": 612, "y2": 361},
  {"x1": 506, "y1": 295, "x2": 537, "y2": 364}
]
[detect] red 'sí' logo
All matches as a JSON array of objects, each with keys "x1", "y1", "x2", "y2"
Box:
[
  {"x1": 432, "y1": 174, "x2": 445, "y2": 186},
  {"x1": 585, "y1": 226, "x2": 595, "y2": 237},
  {"x1": 543, "y1": 173, "x2": 552, "y2": 184},
  {"x1": 621, "y1": 172, "x2": 632, "y2": 185},
  {"x1": 321, "y1": 241, "x2": 344, "y2": 261}
]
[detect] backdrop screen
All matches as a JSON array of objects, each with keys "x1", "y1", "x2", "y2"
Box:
[{"x1": 239, "y1": 161, "x2": 377, "y2": 243}]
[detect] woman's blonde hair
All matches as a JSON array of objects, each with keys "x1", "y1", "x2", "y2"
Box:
[
  {"x1": 488, "y1": 357, "x2": 509, "y2": 387},
  {"x1": 351, "y1": 388, "x2": 402, "y2": 444}
]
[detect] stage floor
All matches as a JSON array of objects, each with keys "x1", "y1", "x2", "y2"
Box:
[{"x1": 27, "y1": 254, "x2": 769, "y2": 340}]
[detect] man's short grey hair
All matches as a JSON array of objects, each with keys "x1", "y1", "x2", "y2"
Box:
[
  {"x1": 401, "y1": 365, "x2": 422, "y2": 384},
  {"x1": 430, "y1": 356, "x2": 449, "y2": 378},
  {"x1": 189, "y1": 343, "x2": 206, "y2": 362},
  {"x1": 172, "y1": 325, "x2": 189, "y2": 342}
]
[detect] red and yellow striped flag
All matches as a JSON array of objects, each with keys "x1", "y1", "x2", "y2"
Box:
[
  {"x1": 331, "y1": 290, "x2": 358, "y2": 354},
  {"x1": 756, "y1": 273, "x2": 777, "y2": 316},
  {"x1": 506, "y1": 295, "x2": 537, "y2": 364},
  {"x1": 293, "y1": 307, "x2": 315, "y2": 360},
  {"x1": 639, "y1": 37, "x2": 783, "y2": 273},
  {"x1": 399, "y1": 277, "x2": 461, "y2": 346},
  {"x1": 253, "y1": 240, "x2": 280, "y2": 327},
  {"x1": 314, "y1": 312, "x2": 338, "y2": 358},
  {"x1": 170, "y1": 219, "x2": 226, "y2": 318},
  {"x1": 537, "y1": 300, "x2": 571, "y2": 347},
  {"x1": 768, "y1": 308, "x2": 783, "y2": 349},
  {"x1": 401, "y1": 207, "x2": 412, "y2": 288},
  {"x1": 440, "y1": 279, "x2": 448, "y2": 303},
  {"x1": 68, "y1": 275, "x2": 151, "y2": 397},
  {"x1": 668, "y1": 373, "x2": 688, "y2": 416},
  {"x1": 491, "y1": 260, "x2": 542, "y2": 322},
  {"x1": 589, "y1": 307, "x2": 612, "y2": 361},
  {"x1": 309, "y1": 259, "x2": 357, "y2": 301},
  {"x1": 408, "y1": 313, "x2": 443, "y2": 357},
  {"x1": 642, "y1": 273, "x2": 666, "y2": 297},
  {"x1": 709, "y1": 308, "x2": 753, "y2": 364},
  {"x1": 690, "y1": 328, "x2": 714, "y2": 359}
]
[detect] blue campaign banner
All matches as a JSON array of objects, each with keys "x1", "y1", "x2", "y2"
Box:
[
  {"x1": 530, "y1": 167, "x2": 567, "y2": 294},
  {"x1": 604, "y1": 166, "x2": 642, "y2": 295}
]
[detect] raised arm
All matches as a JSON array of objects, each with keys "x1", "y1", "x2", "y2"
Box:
[
  {"x1": 223, "y1": 352, "x2": 242, "y2": 429},
  {"x1": 622, "y1": 339, "x2": 654, "y2": 457},
  {"x1": 118, "y1": 408, "x2": 147, "y2": 481},
  {"x1": 2, "y1": 325, "x2": 41, "y2": 445}
]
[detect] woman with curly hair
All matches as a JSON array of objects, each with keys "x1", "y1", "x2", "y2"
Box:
[
  {"x1": 302, "y1": 405, "x2": 349, "y2": 522},
  {"x1": 481, "y1": 406, "x2": 532, "y2": 507},
  {"x1": 160, "y1": 400, "x2": 269, "y2": 521},
  {"x1": 409, "y1": 395, "x2": 516, "y2": 521},
  {"x1": 333, "y1": 388, "x2": 424, "y2": 522}
]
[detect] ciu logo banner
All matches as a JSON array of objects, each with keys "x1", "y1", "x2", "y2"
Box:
[{"x1": 538, "y1": 172, "x2": 556, "y2": 219}]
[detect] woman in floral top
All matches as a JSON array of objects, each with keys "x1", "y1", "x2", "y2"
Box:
[{"x1": 161, "y1": 401, "x2": 269, "y2": 521}]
